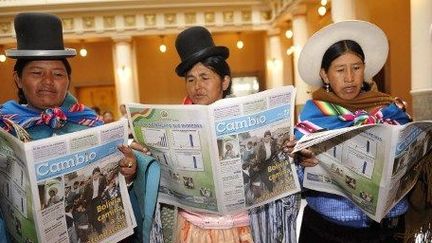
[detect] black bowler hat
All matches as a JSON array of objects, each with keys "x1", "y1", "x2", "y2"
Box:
[
  {"x1": 175, "y1": 26, "x2": 229, "y2": 77},
  {"x1": 6, "y1": 12, "x2": 76, "y2": 59}
]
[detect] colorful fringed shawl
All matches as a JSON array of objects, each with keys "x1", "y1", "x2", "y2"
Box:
[
  {"x1": 0, "y1": 92, "x2": 103, "y2": 141},
  {"x1": 295, "y1": 87, "x2": 411, "y2": 138}
]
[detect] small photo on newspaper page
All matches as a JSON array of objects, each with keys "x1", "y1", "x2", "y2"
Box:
[
  {"x1": 0, "y1": 132, "x2": 38, "y2": 243},
  {"x1": 34, "y1": 147, "x2": 133, "y2": 243},
  {"x1": 62, "y1": 163, "x2": 125, "y2": 243},
  {"x1": 229, "y1": 124, "x2": 297, "y2": 207}
]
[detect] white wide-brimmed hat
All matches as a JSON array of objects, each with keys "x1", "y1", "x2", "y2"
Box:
[{"x1": 298, "y1": 20, "x2": 388, "y2": 87}]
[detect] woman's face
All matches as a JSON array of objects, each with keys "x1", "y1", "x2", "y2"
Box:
[
  {"x1": 103, "y1": 112, "x2": 114, "y2": 123},
  {"x1": 14, "y1": 60, "x2": 69, "y2": 110},
  {"x1": 185, "y1": 62, "x2": 230, "y2": 105},
  {"x1": 320, "y1": 52, "x2": 365, "y2": 100}
]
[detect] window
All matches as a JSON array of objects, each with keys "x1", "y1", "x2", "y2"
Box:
[{"x1": 230, "y1": 76, "x2": 260, "y2": 97}]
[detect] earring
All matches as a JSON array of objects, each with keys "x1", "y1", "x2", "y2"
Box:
[{"x1": 324, "y1": 83, "x2": 330, "y2": 93}]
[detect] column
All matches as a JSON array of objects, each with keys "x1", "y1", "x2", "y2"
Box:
[
  {"x1": 331, "y1": 0, "x2": 356, "y2": 22},
  {"x1": 112, "y1": 36, "x2": 140, "y2": 106},
  {"x1": 292, "y1": 6, "x2": 310, "y2": 110},
  {"x1": 265, "y1": 28, "x2": 284, "y2": 89},
  {"x1": 410, "y1": 0, "x2": 432, "y2": 120}
]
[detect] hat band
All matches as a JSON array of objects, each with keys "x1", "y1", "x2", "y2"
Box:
[{"x1": 6, "y1": 48, "x2": 77, "y2": 58}]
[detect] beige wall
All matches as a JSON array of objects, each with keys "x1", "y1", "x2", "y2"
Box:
[
  {"x1": 134, "y1": 34, "x2": 183, "y2": 104},
  {"x1": 68, "y1": 40, "x2": 115, "y2": 88}
]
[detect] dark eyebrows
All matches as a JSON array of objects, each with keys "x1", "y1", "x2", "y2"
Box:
[
  {"x1": 25, "y1": 65, "x2": 66, "y2": 72},
  {"x1": 186, "y1": 71, "x2": 211, "y2": 79},
  {"x1": 333, "y1": 61, "x2": 364, "y2": 68},
  {"x1": 199, "y1": 72, "x2": 210, "y2": 78},
  {"x1": 185, "y1": 73, "x2": 195, "y2": 80}
]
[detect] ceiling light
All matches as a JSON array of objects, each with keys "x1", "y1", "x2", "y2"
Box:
[
  {"x1": 236, "y1": 32, "x2": 244, "y2": 49},
  {"x1": 79, "y1": 40, "x2": 87, "y2": 57},
  {"x1": 159, "y1": 35, "x2": 167, "y2": 53},
  {"x1": 286, "y1": 46, "x2": 295, "y2": 56},
  {"x1": 159, "y1": 44, "x2": 167, "y2": 53},
  {"x1": 236, "y1": 40, "x2": 244, "y2": 49},
  {"x1": 318, "y1": 6, "x2": 327, "y2": 16},
  {"x1": 79, "y1": 48, "x2": 88, "y2": 57},
  {"x1": 285, "y1": 29, "x2": 293, "y2": 39},
  {"x1": 0, "y1": 54, "x2": 6, "y2": 62}
]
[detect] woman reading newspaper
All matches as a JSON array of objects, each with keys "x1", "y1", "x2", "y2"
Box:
[
  {"x1": 286, "y1": 20, "x2": 412, "y2": 242},
  {"x1": 0, "y1": 12, "x2": 160, "y2": 242},
  {"x1": 141, "y1": 26, "x2": 300, "y2": 243}
]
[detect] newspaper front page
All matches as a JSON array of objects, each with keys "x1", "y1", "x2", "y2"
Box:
[
  {"x1": 0, "y1": 120, "x2": 136, "y2": 243},
  {"x1": 294, "y1": 120, "x2": 432, "y2": 222},
  {"x1": 127, "y1": 86, "x2": 300, "y2": 214}
]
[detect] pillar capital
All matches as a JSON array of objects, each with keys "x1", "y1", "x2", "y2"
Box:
[
  {"x1": 111, "y1": 35, "x2": 132, "y2": 43},
  {"x1": 266, "y1": 27, "x2": 281, "y2": 37},
  {"x1": 292, "y1": 4, "x2": 307, "y2": 17}
]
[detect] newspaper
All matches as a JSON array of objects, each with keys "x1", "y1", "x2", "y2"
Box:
[
  {"x1": 293, "y1": 120, "x2": 432, "y2": 222},
  {"x1": 126, "y1": 86, "x2": 300, "y2": 214},
  {"x1": 0, "y1": 120, "x2": 136, "y2": 243}
]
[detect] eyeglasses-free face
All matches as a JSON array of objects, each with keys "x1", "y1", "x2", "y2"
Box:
[
  {"x1": 14, "y1": 60, "x2": 69, "y2": 110},
  {"x1": 320, "y1": 52, "x2": 365, "y2": 100},
  {"x1": 185, "y1": 62, "x2": 230, "y2": 105}
]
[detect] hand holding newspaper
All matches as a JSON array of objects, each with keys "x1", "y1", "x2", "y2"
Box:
[
  {"x1": 0, "y1": 120, "x2": 136, "y2": 243},
  {"x1": 294, "y1": 120, "x2": 432, "y2": 222},
  {"x1": 126, "y1": 86, "x2": 301, "y2": 214}
]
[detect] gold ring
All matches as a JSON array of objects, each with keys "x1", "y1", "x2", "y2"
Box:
[{"x1": 127, "y1": 162, "x2": 133, "y2": 168}]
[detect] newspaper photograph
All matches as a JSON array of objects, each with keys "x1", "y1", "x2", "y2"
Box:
[
  {"x1": 127, "y1": 86, "x2": 300, "y2": 214},
  {"x1": 0, "y1": 120, "x2": 136, "y2": 243},
  {"x1": 295, "y1": 120, "x2": 432, "y2": 221}
]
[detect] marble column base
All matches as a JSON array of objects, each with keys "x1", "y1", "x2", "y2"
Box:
[{"x1": 411, "y1": 89, "x2": 432, "y2": 120}]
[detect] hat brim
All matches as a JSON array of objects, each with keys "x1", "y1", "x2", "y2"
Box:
[
  {"x1": 298, "y1": 20, "x2": 388, "y2": 87},
  {"x1": 6, "y1": 48, "x2": 76, "y2": 59},
  {"x1": 176, "y1": 46, "x2": 229, "y2": 76}
]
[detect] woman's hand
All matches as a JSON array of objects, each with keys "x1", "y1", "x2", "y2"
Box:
[
  {"x1": 282, "y1": 138, "x2": 319, "y2": 167},
  {"x1": 118, "y1": 145, "x2": 137, "y2": 184},
  {"x1": 296, "y1": 148, "x2": 319, "y2": 167},
  {"x1": 130, "y1": 140, "x2": 152, "y2": 156}
]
